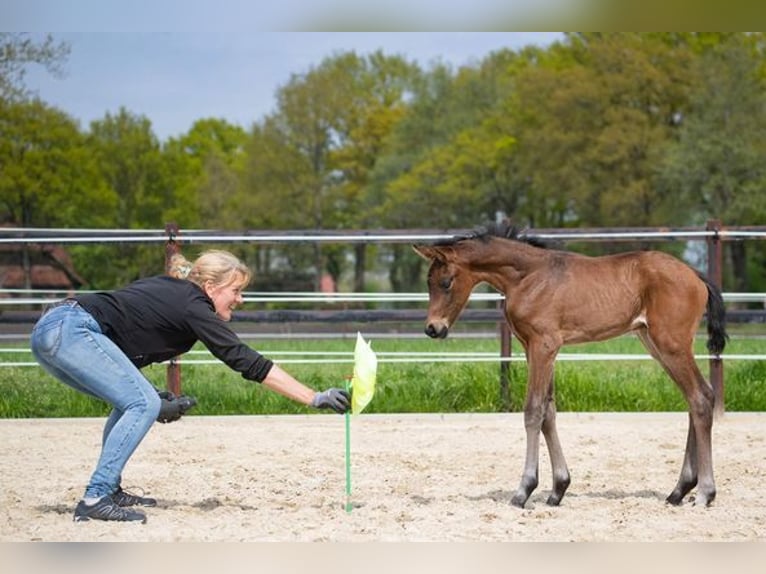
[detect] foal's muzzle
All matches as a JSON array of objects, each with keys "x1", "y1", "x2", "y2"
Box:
[{"x1": 425, "y1": 323, "x2": 449, "y2": 339}]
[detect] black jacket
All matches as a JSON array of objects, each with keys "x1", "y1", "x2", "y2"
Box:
[{"x1": 75, "y1": 276, "x2": 273, "y2": 382}]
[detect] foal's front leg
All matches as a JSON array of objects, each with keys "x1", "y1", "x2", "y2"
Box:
[
  {"x1": 511, "y1": 404, "x2": 543, "y2": 508},
  {"x1": 512, "y1": 348, "x2": 559, "y2": 508}
]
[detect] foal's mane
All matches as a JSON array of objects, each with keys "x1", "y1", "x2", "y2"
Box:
[{"x1": 435, "y1": 221, "x2": 549, "y2": 249}]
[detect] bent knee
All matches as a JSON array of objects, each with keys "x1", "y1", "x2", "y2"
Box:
[
  {"x1": 124, "y1": 387, "x2": 161, "y2": 420},
  {"x1": 146, "y1": 391, "x2": 162, "y2": 420}
]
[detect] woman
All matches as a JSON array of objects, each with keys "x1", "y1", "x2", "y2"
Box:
[{"x1": 30, "y1": 249, "x2": 350, "y2": 524}]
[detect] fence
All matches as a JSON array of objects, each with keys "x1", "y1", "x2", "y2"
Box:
[{"x1": 2, "y1": 221, "x2": 766, "y2": 410}]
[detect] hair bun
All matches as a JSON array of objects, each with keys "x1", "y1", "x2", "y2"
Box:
[{"x1": 168, "y1": 253, "x2": 193, "y2": 279}]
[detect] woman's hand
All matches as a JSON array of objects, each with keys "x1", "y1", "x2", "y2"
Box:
[{"x1": 310, "y1": 389, "x2": 351, "y2": 414}]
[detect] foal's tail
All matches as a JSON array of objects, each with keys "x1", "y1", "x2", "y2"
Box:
[
  {"x1": 699, "y1": 273, "x2": 728, "y2": 419},
  {"x1": 699, "y1": 273, "x2": 728, "y2": 356}
]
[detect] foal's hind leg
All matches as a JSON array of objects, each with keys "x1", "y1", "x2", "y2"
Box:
[
  {"x1": 667, "y1": 365, "x2": 715, "y2": 507},
  {"x1": 541, "y1": 384, "x2": 571, "y2": 506},
  {"x1": 638, "y1": 329, "x2": 716, "y2": 506},
  {"x1": 666, "y1": 413, "x2": 698, "y2": 505}
]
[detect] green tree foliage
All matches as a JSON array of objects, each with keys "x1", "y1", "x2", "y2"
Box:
[
  {"x1": 370, "y1": 51, "x2": 530, "y2": 290},
  {"x1": 237, "y1": 117, "x2": 318, "y2": 289},
  {"x1": 162, "y1": 118, "x2": 249, "y2": 230},
  {"x1": 3, "y1": 34, "x2": 766, "y2": 295},
  {"x1": 658, "y1": 36, "x2": 766, "y2": 225},
  {"x1": 88, "y1": 107, "x2": 166, "y2": 228},
  {"x1": 503, "y1": 33, "x2": 697, "y2": 231},
  {"x1": 0, "y1": 98, "x2": 113, "y2": 228},
  {"x1": 323, "y1": 51, "x2": 419, "y2": 291},
  {"x1": 657, "y1": 34, "x2": 766, "y2": 291},
  {"x1": 371, "y1": 63, "x2": 466, "y2": 230},
  {"x1": 77, "y1": 108, "x2": 168, "y2": 285},
  {"x1": 242, "y1": 51, "x2": 419, "y2": 290},
  {"x1": 325, "y1": 51, "x2": 417, "y2": 225}
]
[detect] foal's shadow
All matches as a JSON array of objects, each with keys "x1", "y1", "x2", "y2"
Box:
[
  {"x1": 466, "y1": 488, "x2": 665, "y2": 508},
  {"x1": 156, "y1": 497, "x2": 259, "y2": 511},
  {"x1": 465, "y1": 489, "x2": 516, "y2": 505},
  {"x1": 36, "y1": 503, "x2": 71, "y2": 515},
  {"x1": 577, "y1": 489, "x2": 666, "y2": 501}
]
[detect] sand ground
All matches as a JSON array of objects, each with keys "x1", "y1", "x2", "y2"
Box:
[{"x1": 1, "y1": 412, "x2": 765, "y2": 542}]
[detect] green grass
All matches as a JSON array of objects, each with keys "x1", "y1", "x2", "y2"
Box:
[{"x1": 1, "y1": 329, "x2": 765, "y2": 417}]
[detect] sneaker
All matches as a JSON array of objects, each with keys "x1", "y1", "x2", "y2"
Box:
[
  {"x1": 112, "y1": 487, "x2": 157, "y2": 507},
  {"x1": 73, "y1": 496, "x2": 147, "y2": 523}
]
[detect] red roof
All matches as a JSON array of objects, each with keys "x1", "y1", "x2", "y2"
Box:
[{"x1": 0, "y1": 244, "x2": 86, "y2": 289}]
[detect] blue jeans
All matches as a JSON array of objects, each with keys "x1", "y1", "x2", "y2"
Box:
[{"x1": 30, "y1": 303, "x2": 161, "y2": 500}]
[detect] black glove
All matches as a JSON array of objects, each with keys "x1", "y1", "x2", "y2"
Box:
[
  {"x1": 310, "y1": 388, "x2": 351, "y2": 414},
  {"x1": 156, "y1": 389, "x2": 198, "y2": 423}
]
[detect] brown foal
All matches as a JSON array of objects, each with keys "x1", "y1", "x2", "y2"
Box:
[{"x1": 414, "y1": 223, "x2": 727, "y2": 508}]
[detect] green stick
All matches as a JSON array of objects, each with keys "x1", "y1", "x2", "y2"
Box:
[{"x1": 344, "y1": 378, "x2": 352, "y2": 512}]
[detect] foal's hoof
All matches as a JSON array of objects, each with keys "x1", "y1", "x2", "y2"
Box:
[
  {"x1": 510, "y1": 494, "x2": 527, "y2": 508},
  {"x1": 546, "y1": 494, "x2": 562, "y2": 506},
  {"x1": 691, "y1": 492, "x2": 716, "y2": 508},
  {"x1": 665, "y1": 494, "x2": 684, "y2": 506},
  {"x1": 665, "y1": 491, "x2": 684, "y2": 506},
  {"x1": 548, "y1": 476, "x2": 569, "y2": 506}
]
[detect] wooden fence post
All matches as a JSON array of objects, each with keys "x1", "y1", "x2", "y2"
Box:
[
  {"x1": 165, "y1": 222, "x2": 182, "y2": 396},
  {"x1": 706, "y1": 219, "x2": 724, "y2": 411}
]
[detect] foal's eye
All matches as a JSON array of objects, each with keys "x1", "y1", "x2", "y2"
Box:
[{"x1": 439, "y1": 277, "x2": 453, "y2": 290}]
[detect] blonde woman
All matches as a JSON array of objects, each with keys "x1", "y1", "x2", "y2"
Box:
[{"x1": 30, "y1": 249, "x2": 350, "y2": 524}]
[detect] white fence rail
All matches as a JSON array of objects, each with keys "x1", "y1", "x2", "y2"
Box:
[
  {"x1": 2, "y1": 226, "x2": 765, "y2": 372},
  {"x1": 1, "y1": 290, "x2": 765, "y2": 306},
  {"x1": 1, "y1": 290, "x2": 765, "y2": 368},
  {"x1": 3, "y1": 225, "x2": 766, "y2": 244}
]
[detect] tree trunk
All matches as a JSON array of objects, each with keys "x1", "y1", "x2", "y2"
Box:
[
  {"x1": 354, "y1": 243, "x2": 366, "y2": 292},
  {"x1": 729, "y1": 242, "x2": 748, "y2": 307},
  {"x1": 390, "y1": 245, "x2": 423, "y2": 293}
]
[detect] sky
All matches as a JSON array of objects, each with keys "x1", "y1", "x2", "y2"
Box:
[
  {"x1": 17, "y1": 32, "x2": 563, "y2": 142},
  {"x1": 4, "y1": 0, "x2": 576, "y2": 32}
]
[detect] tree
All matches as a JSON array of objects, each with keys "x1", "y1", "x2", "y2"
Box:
[
  {"x1": 162, "y1": 118, "x2": 249, "y2": 230},
  {"x1": 657, "y1": 35, "x2": 766, "y2": 291},
  {"x1": 0, "y1": 33, "x2": 70, "y2": 102},
  {"x1": 0, "y1": 98, "x2": 113, "y2": 228},
  {"x1": 88, "y1": 108, "x2": 167, "y2": 228},
  {"x1": 237, "y1": 118, "x2": 318, "y2": 288},
  {"x1": 0, "y1": 98, "x2": 113, "y2": 289},
  {"x1": 325, "y1": 51, "x2": 419, "y2": 291},
  {"x1": 370, "y1": 52, "x2": 528, "y2": 291},
  {"x1": 242, "y1": 51, "x2": 419, "y2": 291},
  {"x1": 81, "y1": 108, "x2": 168, "y2": 284},
  {"x1": 503, "y1": 33, "x2": 696, "y2": 234}
]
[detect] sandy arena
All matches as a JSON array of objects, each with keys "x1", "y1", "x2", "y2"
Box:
[{"x1": 1, "y1": 412, "x2": 765, "y2": 542}]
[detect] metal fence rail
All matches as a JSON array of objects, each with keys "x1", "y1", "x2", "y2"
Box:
[{"x1": 3, "y1": 222, "x2": 766, "y2": 409}]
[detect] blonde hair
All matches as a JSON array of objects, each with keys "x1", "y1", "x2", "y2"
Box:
[{"x1": 168, "y1": 250, "x2": 252, "y2": 289}]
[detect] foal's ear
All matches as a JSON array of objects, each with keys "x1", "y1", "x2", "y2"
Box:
[{"x1": 412, "y1": 244, "x2": 444, "y2": 262}]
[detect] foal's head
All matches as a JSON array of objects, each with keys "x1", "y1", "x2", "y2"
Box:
[
  {"x1": 413, "y1": 222, "x2": 543, "y2": 339},
  {"x1": 412, "y1": 242, "x2": 477, "y2": 339}
]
